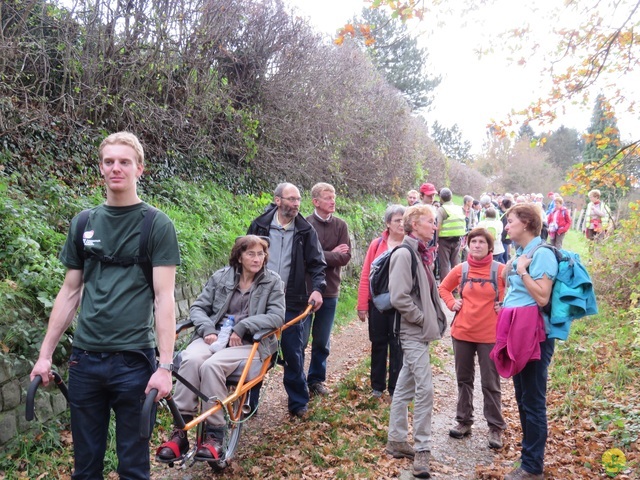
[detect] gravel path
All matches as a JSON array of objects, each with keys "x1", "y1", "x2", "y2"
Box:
[{"x1": 152, "y1": 306, "x2": 512, "y2": 479}]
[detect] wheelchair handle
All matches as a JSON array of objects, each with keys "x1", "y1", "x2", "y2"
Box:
[
  {"x1": 26, "y1": 372, "x2": 68, "y2": 421},
  {"x1": 140, "y1": 389, "x2": 185, "y2": 439}
]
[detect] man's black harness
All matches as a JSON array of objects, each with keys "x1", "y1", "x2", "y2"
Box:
[{"x1": 74, "y1": 206, "x2": 158, "y2": 294}]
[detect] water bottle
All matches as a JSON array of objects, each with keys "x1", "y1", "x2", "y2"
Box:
[{"x1": 210, "y1": 315, "x2": 235, "y2": 353}]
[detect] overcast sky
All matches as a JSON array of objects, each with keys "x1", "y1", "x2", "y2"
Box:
[{"x1": 285, "y1": 0, "x2": 640, "y2": 154}]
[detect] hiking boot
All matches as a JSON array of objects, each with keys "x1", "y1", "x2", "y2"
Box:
[
  {"x1": 195, "y1": 426, "x2": 225, "y2": 462},
  {"x1": 194, "y1": 434, "x2": 222, "y2": 461},
  {"x1": 488, "y1": 429, "x2": 503, "y2": 449},
  {"x1": 289, "y1": 407, "x2": 308, "y2": 419},
  {"x1": 412, "y1": 450, "x2": 431, "y2": 478},
  {"x1": 156, "y1": 428, "x2": 189, "y2": 462},
  {"x1": 385, "y1": 440, "x2": 415, "y2": 459},
  {"x1": 309, "y1": 382, "x2": 330, "y2": 396},
  {"x1": 504, "y1": 467, "x2": 544, "y2": 480},
  {"x1": 449, "y1": 422, "x2": 472, "y2": 439}
]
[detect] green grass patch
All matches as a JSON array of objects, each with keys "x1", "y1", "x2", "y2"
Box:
[{"x1": 0, "y1": 417, "x2": 73, "y2": 478}]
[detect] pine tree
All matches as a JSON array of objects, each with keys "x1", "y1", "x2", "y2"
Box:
[
  {"x1": 430, "y1": 121, "x2": 472, "y2": 163},
  {"x1": 583, "y1": 94, "x2": 621, "y2": 164},
  {"x1": 542, "y1": 126, "x2": 583, "y2": 174},
  {"x1": 518, "y1": 122, "x2": 536, "y2": 141},
  {"x1": 351, "y1": 8, "x2": 440, "y2": 110}
]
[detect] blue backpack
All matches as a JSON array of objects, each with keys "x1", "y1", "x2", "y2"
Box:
[{"x1": 527, "y1": 243, "x2": 598, "y2": 340}]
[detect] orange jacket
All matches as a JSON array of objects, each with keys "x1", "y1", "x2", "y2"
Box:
[{"x1": 438, "y1": 257, "x2": 506, "y2": 343}]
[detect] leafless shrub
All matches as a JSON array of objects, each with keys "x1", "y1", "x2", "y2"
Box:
[{"x1": 0, "y1": 0, "x2": 448, "y2": 195}]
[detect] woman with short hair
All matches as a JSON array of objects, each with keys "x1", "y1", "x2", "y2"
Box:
[
  {"x1": 499, "y1": 204, "x2": 559, "y2": 480},
  {"x1": 584, "y1": 189, "x2": 609, "y2": 240},
  {"x1": 385, "y1": 205, "x2": 447, "y2": 479},
  {"x1": 547, "y1": 196, "x2": 571, "y2": 249},
  {"x1": 157, "y1": 235, "x2": 285, "y2": 463},
  {"x1": 438, "y1": 228, "x2": 506, "y2": 449},
  {"x1": 357, "y1": 204, "x2": 406, "y2": 399}
]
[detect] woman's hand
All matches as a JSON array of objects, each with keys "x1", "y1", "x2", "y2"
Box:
[
  {"x1": 452, "y1": 299, "x2": 463, "y2": 312},
  {"x1": 204, "y1": 333, "x2": 218, "y2": 345},
  {"x1": 516, "y1": 255, "x2": 532, "y2": 275},
  {"x1": 494, "y1": 302, "x2": 502, "y2": 314},
  {"x1": 357, "y1": 310, "x2": 368, "y2": 322},
  {"x1": 228, "y1": 332, "x2": 243, "y2": 347}
]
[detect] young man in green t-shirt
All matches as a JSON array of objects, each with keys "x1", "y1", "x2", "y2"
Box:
[{"x1": 30, "y1": 132, "x2": 181, "y2": 479}]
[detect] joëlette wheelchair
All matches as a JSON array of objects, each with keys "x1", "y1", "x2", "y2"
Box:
[{"x1": 26, "y1": 303, "x2": 313, "y2": 472}]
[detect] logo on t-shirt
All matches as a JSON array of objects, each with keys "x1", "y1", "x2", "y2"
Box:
[{"x1": 83, "y1": 230, "x2": 101, "y2": 247}]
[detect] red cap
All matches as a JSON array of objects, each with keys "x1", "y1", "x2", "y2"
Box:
[
  {"x1": 419, "y1": 183, "x2": 437, "y2": 196},
  {"x1": 548, "y1": 192, "x2": 555, "y2": 198}
]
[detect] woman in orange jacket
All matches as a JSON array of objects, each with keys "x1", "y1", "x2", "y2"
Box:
[{"x1": 438, "y1": 227, "x2": 506, "y2": 449}]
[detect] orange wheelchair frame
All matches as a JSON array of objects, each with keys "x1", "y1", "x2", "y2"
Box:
[{"x1": 144, "y1": 303, "x2": 314, "y2": 471}]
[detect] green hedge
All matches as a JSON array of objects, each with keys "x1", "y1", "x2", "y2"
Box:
[{"x1": 0, "y1": 173, "x2": 393, "y2": 363}]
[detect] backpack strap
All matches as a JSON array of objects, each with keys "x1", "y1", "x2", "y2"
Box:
[
  {"x1": 527, "y1": 243, "x2": 564, "y2": 263},
  {"x1": 490, "y1": 260, "x2": 500, "y2": 302},
  {"x1": 459, "y1": 261, "x2": 499, "y2": 302},
  {"x1": 138, "y1": 207, "x2": 158, "y2": 295},
  {"x1": 75, "y1": 209, "x2": 92, "y2": 261},
  {"x1": 394, "y1": 244, "x2": 418, "y2": 286},
  {"x1": 460, "y1": 261, "x2": 470, "y2": 295}
]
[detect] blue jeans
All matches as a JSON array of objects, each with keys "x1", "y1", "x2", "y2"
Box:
[
  {"x1": 302, "y1": 297, "x2": 338, "y2": 386},
  {"x1": 281, "y1": 310, "x2": 310, "y2": 413},
  {"x1": 512, "y1": 337, "x2": 555, "y2": 475},
  {"x1": 68, "y1": 348, "x2": 156, "y2": 480}
]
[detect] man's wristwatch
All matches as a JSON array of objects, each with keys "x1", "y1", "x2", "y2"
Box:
[{"x1": 158, "y1": 363, "x2": 174, "y2": 372}]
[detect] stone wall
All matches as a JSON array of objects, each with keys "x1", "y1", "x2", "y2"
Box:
[{"x1": 0, "y1": 279, "x2": 205, "y2": 447}]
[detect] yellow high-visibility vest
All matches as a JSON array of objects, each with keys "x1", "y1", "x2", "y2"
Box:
[{"x1": 439, "y1": 204, "x2": 466, "y2": 237}]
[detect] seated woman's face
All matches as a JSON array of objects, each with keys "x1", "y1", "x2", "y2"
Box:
[
  {"x1": 468, "y1": 235, "x2": 490, "y2": 260},
  {"x1": 241, "y1": 245, "x2": 266, "y2": 276}
]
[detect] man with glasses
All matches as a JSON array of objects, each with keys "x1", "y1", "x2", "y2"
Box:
[
  {"x1": 247, "y1": 182, "x2": 326, "y2": 418},
  {"x1": 303, "y1": 183, "x2": 351, "y2": 397}
]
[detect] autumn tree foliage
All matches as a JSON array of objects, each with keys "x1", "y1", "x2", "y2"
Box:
[
  {"x1": 561, "y1": 95, "x2": 633, "y2": 202},
  {"x1": 583, "y1": 94, "x2": 622, "y2": 164},
  {"x1": 482, "y1": 0, "x2": 640, "y2": 181},
  {"x1": 0, "y1": 0, "x2": 447, "y2": 196}
]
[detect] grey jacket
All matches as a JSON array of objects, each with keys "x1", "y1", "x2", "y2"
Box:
[
  {"x1": 389, "y1": 236, "x2": 447, "y2": 343},
  {"x1": 189, "y1": 266, "x2": 286, "y2": 361}
]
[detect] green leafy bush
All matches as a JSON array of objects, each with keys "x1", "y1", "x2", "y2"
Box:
[{"x1": 588, "y1": 202, "x2": 640, "y2": 309}]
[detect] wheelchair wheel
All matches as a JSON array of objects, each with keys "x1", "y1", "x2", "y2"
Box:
[{"x1": 208, "y1": 386, "x2": 249, "y2": 471}]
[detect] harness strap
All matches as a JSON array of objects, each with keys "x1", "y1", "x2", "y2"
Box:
[
  {"x1": 172, "y1": 370, "x2": 210, "y2": 403},
  {"x1": 460, "y1": 261, "x2": 500, "y2": 302},
  {"x1": 74, "y1": 206, "x2": 158, "y2": 294}
]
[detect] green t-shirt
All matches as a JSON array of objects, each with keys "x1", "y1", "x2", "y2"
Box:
[{"x1": 59, "y1": 202, "x2": 181, "y2": 352}]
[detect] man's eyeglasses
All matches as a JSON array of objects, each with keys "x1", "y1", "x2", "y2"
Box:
[
  {"x1": 278, "y1": 196, "x2": 301, "y2": 203},
  {"x1": 244, "y1": 251, "x2": 266, "y2": 258}
]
